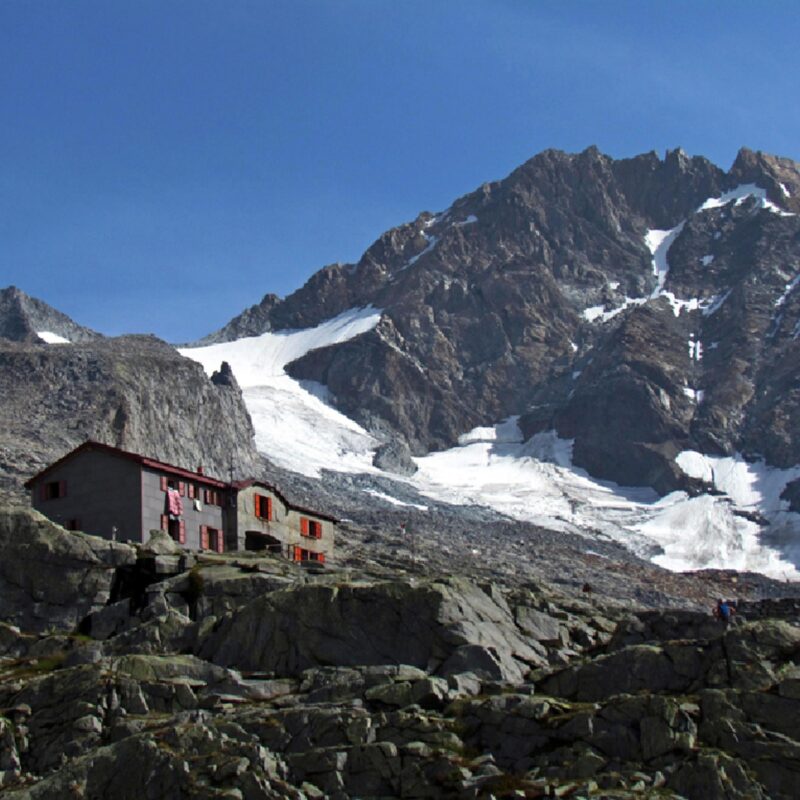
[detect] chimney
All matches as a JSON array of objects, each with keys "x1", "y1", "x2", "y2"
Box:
[{"x1": 197, "y1": 465, "x2": 204, "y2": 475}]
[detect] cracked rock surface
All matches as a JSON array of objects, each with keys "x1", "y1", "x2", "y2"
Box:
[{"x1": 1, "y1": 505, "x2": 799, "y2": 798}]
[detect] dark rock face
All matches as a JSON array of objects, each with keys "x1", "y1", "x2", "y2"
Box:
[
  {"x1": 0, "y1": 334, "x2": 260, "y2": 488},
  {"x1": 197, "y1": 577, "x2": 543, "y2": 682},
  {"x1": 0, "y1": 286, "x2": 100, "y2": 344},
  {"x1": 209, "y1": 146, "x2": 800, "y2": 489},
  {"x1": 193, "y1": 292, "x2": 281, "y2": 345},
  {"x1": 0, "y1": 506, "x2": 135, "y2": 633}
]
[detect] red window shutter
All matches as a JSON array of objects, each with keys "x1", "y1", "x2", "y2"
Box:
[
  {"x1": 188, "y1": 484, "x2": 195, "y2": 500},
  {"x1": 254, "y1": 494, "x2": 261, "y2": 517},
  {"x1": 160, "y1": 514, "x2": 169, "y2": 532},
  {"x1": 266, "y1": 497, "x2": 273, "y2": 521},
  {"x1": 318, "y1": 553, "x2": 325, "y2": 564},
  {"x1": 160, "y1": 476, "x2": 168, "y2": 492},
  {"x1": 179, "y1": 520, "x2": 186, "y2": 544},
  {"x1": 200, "y1": 525, "x2": 209, "y2": 550},
  {"x1": 179, "y1": 482, "x2": 186, "y2": 497},
  {"x1": 300, "y1": 517, "x2": 309, "y2": 536},
  {"x1": 293, "y1": 546, "x2": 302, "y2": 562}
]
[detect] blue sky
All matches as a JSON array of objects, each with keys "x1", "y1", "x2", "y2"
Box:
[{"x1": 2, "y1": 1, "x2": 799, "y2": 341}]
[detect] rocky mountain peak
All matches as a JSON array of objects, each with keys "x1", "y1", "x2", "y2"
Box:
[
  {"x1": 729, "y1": 146, "x2": 800, "y2": 212},
  {"x1": 194, "y1": 292, "x2": 282, "y2": 345},
  {"x1": 0, "y1": 285, "x2": 101, "y2": 344},
  {"x1": 194, "y1": 145, "x2": 800, "y2": 495},
  {"x1": 0, "y1": 300, "x2": 261, "y2": 490}
]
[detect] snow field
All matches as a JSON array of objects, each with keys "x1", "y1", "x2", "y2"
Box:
[
  {"x1": 180, "y1": 297, "x2": 800, "y2": 578},
  {"x1": 180, "y1": 307, "x2": 384, "y2": 477}
]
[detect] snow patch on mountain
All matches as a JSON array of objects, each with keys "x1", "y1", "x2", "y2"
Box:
[
  {"x1": 582, "y1": 297, "x2": 646, "y2": 323},
  {"x1": 413, "y1": 425, "x2": 651, "y2": 538},
  {"x1": 363, "y1": 489, "x2": 428, "y2": 511},
  {"x1": 36, "y1": 331, "x2": 71, "y2": 344},
  {"x1": 406, "y1": 234, "x2": 439, "y2": 268},
  {"x1": 775, "y1": 274, "x2": 800, "y2": 307},
  {"x1": 702, "y1": 290, "x2": 732, "y2": 317},
  {"x1": 638, "y1": 494, "x2": 785, "y2": 575},
  {"x1": 664, "y1": 450, "x2": 800, "y2": 577},
  {"x1": 676, "y1": 451, "x2": 800, "y2": 513},
  {"x1": 180, "y1": 306, "x2": 382, "y2": 388},
  {"x1": 412, "y1": 425, "x2": 800, "y2": 578},
  {"x1": 180, "y1": 307, "x2": 383, "y2": 477},
  {"x1": 698, "y1": 183, "x2": 794, "y2": 216},
  {"x1": 646, "y1": 224, "x2": 685, "y2": 296}
]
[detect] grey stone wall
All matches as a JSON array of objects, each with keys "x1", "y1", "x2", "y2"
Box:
[
  {"x1": 234, "y1": 485, "x2": 291, "y2": 554},
  {"x1": 141, "y1": 467, "x2": 227, "y2": 550},
  {"x1": 284, "y1": 506, "x2": 335, "y2": 562},
  {"x1": 235, "y1": 486, "x2": 334, "y2": 561},
  {"x1": 30, "y1": 449, "x2": 142, "y2": 542}
]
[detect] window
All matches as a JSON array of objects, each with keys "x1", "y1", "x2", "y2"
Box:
[
  {"x1": 290, "y1": 547, "x2": 325, "y2": 563},
  {"x1": 255, "y1": 494, "x2": 273, "y2": 520},
  {"x1": 160, "y1": 476, "x2": 186, "y2": 496},
  {"x1": 161, "y1": 515, "x2": 186, "y2": 544},
  {"x1": 41, "y1": 480, "x2": 67, "y2": 501},
  {"x1": 204, "y1": 489, "x2": 223, "y2": 507},
  {"x1": 300, "y1": 517, "x2": 322, "y2": 539},
  {"x1": 200, "y1": 525, "x2": 224, "y2": 553}
]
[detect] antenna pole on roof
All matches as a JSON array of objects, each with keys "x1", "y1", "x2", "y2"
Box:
[{"x1": 229, "y1": 457, "x2": 234, "y2": 484}]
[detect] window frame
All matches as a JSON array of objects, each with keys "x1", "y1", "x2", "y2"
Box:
[
  {"x1": 41, "y1": 480, "x2": 67, "y2": 501},
  {"x1": 255, "y1": 493, "x2": 273, "y2": 521}
]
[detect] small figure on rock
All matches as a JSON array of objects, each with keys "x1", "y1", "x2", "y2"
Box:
[{"x1": 713, "y1": 598, "x2": 736, "y2": 624}]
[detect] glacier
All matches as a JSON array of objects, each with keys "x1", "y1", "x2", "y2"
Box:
[{"x1": 181, "y1": 306, "x2": 800, "y2": 580}]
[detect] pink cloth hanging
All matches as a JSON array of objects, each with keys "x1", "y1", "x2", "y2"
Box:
[{"x1": 167, "y1": 488, "x2": 183, "y2": 516}]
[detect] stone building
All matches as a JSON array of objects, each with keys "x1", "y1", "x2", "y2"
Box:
[{"x1": 25, "y1": 441, "x2": 334, "y2": 563}]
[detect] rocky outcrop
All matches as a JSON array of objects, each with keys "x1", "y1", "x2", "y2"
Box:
[
  {"x1": 0, "y1": 286, "x2": 100, "y2": 345},
  {"x1": 196, "y1": 577, "x2": 544, "y2": 682},
  {"x1": 193, "y1": 292, "x2": 282, "y2": 345},
  {"x1": 0, "y1": 334, "x2": 260, "y2": 488},
  {"x1": 0, "y1": 507, "x2": 135, "y2": 634},
  {"x1": 1, "y1": 524, "x2": 799, "y2": 798},
  {"x1": 372, "y1": 439, "x2": 418, "y2": 475}
]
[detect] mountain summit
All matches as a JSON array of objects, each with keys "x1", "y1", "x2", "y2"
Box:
[
  {"x1": 203, "y1": 147, "x2": 800, "y2": 494},
  {"x1": 0, "y1": 286, "x2": 101, "y2": 344}
]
